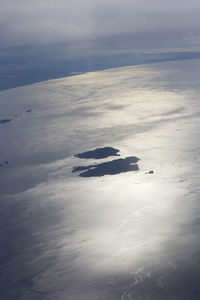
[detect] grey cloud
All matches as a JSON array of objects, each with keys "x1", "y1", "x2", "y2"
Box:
[{"x1": 1, "y1": 0, "x2": 200, "y2": 46}]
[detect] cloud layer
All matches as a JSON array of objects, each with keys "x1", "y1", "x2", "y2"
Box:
[{"x1": 1, "y1": 0, "x2": 200, "y2": 46}]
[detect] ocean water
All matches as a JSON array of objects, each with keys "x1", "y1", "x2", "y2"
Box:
[
  {"x1": 1, "y1": 44, "x2": 200, "y2": 90},
  {"x1": 1, "y1": 59, "x2": 200, "y2": 299}
]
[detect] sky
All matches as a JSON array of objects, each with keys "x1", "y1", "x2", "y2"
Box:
[{"x1": 1, "y1": 0, "x2": 200, "y2": 47}]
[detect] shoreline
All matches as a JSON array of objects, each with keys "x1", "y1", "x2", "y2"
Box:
[{"x1": 1, "y1": 49, "x2": 200, "y2": 92}]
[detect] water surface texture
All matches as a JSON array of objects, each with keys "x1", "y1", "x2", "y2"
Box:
[{"x1": 1, "y1": 59, "x2": 200, "y2": 299}]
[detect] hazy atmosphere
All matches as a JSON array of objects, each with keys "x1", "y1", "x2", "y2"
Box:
[
  {"x1": 1, "y1": 1, "x2": 200, "y2": 299},
  {"x1": 1, "y1": 0, "x2": 200, "y2": 46},
  {"x1": 1, "y1": 0, "x2": 200, "y2": 90}
]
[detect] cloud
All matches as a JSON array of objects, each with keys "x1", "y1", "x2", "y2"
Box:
[{"x1": 1, "y1": 0, "x2": 200, "y2": 46}]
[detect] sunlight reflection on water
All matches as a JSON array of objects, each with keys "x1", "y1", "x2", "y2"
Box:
[{"x1": 1, "y1": 60, "x2": 200, "y2": 299}]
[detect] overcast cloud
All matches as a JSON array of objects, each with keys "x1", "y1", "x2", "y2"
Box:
[{"x1": 1, "y1": 0, "x2": 200, "y2": 46}]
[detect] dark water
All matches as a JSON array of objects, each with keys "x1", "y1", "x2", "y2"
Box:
[{"x1": 1, "y1": 44, "x2": 200, "y2": 90}]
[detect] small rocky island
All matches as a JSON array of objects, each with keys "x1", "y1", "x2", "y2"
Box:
[{"x1": 73, "y1": 147, "x2": 140, "y2": 177}]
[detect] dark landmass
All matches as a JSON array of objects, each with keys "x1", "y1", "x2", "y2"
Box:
[
  {"x1": 0, "y1": 161, "x2": 9, "y2": 167},
  {"x1": 75, "y1": 147, "x2": 120, "y2": 159},
  {"x1": 0, "y1": 119, "x2": 12, "y2": 124},
  {"x1": 146, "y1": 170, "x2": 154, "y2": 174},
  {"x1": 0, "y1": 110, "x2": 32, "y2": 126},
  {"x1": 73, "y1": 156, "x2": 140, "y2": 177}
]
